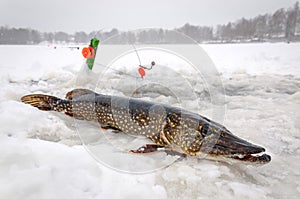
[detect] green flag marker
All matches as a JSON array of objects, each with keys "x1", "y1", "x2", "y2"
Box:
[{"x1": 86, "y1": 38, "x2": 99, "y2": 70}]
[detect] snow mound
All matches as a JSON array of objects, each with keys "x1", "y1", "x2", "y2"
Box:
[{"x1": 0, "y1": 43, "x2": 299, "y2": 198}]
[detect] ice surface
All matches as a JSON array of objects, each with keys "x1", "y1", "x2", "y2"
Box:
[{"x1": 0, "y1": 43, "x2": 299, "y2": 198}]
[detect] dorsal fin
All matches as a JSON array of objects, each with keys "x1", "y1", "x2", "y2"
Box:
[{"x1": 65, "y1": 89, "x2": 96, "y2": 100}]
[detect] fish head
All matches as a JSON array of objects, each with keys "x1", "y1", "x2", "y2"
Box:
[{"x1": 198, "y1": 124, "x2": 271, "y2": 164}]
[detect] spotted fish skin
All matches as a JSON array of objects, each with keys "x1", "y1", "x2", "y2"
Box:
[
  {"x1": 21, "y1": 89, "x2": 211, "y2": 153},
  {"x1": 21, "y1": 89, "x2": 271, "y2": 163}
]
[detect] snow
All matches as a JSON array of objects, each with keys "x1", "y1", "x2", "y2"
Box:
[{"x1": 0, "y1": 43, "x2": 299, "y2": 198}]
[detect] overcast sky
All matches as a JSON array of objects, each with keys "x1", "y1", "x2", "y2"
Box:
[{"x1": 0, "y1": 0, "x2": 297, "y2": 33}]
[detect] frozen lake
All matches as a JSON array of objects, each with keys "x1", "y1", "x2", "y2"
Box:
[{"x1": 0, "y1": 43, "x2": 299, "y2": 198}]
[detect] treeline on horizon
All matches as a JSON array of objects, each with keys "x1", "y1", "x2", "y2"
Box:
[{"x1": 1, "y1": 2, "x2": 300, "y2": 44}]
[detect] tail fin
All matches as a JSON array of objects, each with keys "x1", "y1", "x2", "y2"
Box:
[{"x1": 21, "y1": 94, "x2": 62, "y2": 111}]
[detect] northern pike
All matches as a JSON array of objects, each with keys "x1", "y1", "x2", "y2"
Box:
[{"x1": 21, "y1": 89, "x2": 271, "y2": 164}]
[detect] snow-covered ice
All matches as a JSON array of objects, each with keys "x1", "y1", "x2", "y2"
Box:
[{"x1": 0, "y1": 43, "x2": 299, "y2": 199}]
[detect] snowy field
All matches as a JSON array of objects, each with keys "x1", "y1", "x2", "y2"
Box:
[{"x1": 0, "y1": 43, "x2": 299, "y2": 199}]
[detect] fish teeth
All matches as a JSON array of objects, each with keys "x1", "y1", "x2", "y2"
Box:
[{"x1": 237, "y1": 154, "x2": 245, "y2": 159}]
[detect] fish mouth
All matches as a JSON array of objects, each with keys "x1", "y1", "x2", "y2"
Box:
[{"x1": 201, "y1": 130, "x2": 271, "y2": 164}]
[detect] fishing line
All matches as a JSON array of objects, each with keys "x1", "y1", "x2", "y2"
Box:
[{"x1": 132, "y1": 44, "x2": 142, "y2": 66}]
